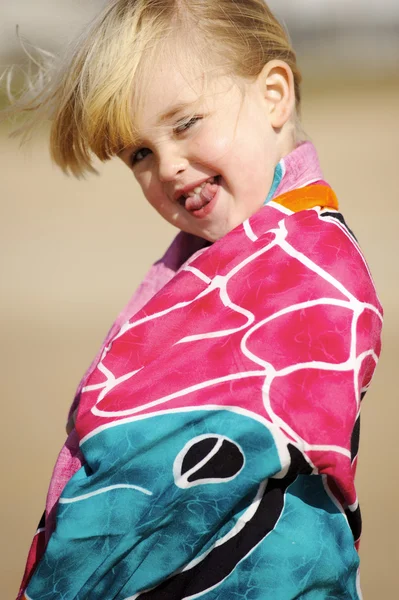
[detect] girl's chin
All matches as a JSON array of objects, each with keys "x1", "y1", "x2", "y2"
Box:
[{"x1": 193, "y1": 220, "x2": 235, "y2": 243}]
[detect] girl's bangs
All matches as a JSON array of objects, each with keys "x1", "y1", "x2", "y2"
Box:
[{"x1": 96, "y1": 36, "x2": 214, "y2": 159}]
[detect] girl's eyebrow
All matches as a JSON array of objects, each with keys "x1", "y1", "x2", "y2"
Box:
[{"x1": 157, "y1": 101, "x2": 196, "y2": 124}]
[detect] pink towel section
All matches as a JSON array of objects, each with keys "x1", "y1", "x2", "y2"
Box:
[
  {"x1": 274, "y1": 140, "x2": 325, "y2": 197},
  {"x1": 45, "y1": 429, "x2": 84, "y2": 542}
]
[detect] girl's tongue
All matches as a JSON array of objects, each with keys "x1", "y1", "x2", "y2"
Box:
[{"x1": 185, "y1": 179, "x2": 219, "y2": 212}]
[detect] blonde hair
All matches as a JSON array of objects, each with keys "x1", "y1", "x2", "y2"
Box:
[{"x1": 10, "y1": 0, "x2": 302, "y2": 177}]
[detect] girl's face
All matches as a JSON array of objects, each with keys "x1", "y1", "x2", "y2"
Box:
[{"x1": 120, "y1": 62, "x2": 285, "y2": 242}]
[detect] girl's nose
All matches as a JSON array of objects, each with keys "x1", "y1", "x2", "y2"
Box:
[{"x1": 158, "y1": 152, "x2": 188, "y2": 182}]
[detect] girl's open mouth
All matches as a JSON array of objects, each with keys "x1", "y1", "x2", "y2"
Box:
[{"x1": 178, "y1": 176, "x2": 221, "y2": 216}]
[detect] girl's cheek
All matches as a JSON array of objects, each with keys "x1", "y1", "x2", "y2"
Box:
[
  {"x1": 135, "y1": 171, "x2": 152, "y2": 192},
  {"x1": 142, "y1": 177, "x2": 164, "y2": 206},
  {"x1": 198, "y1": 131, "x2": 234, "y2": 164}
]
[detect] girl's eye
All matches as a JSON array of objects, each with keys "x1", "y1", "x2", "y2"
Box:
[
  {"x1": 131, "y1": 147, "x2": 152, "y2": 165},
  {"x1": 129, "y1": 116, "x2": 202, "y2": 165},
  {"x1": 174, "y1": 116, "x2": 203, "y2": 134}
]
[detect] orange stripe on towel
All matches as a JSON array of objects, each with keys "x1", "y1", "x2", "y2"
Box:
[{"x1": 274, "y1": 185, "x2": 339, "y2": 213}]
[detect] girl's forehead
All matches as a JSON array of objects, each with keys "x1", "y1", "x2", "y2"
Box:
[
  {"x1": 133, "y1": 35, "x2": 234, "y2": 113},
  {"x1": 135, "y1": 59, "x2": 227, "y2": 127}
]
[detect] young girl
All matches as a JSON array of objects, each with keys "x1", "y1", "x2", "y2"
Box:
[{"x1": 15, "y1": 1, "x2": 382, "y2": 598}]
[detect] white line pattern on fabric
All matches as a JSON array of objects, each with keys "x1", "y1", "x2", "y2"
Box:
[
  {"x1": 77, "y1": 212, "x2": 380, "y2": 482},
  {"x1": 59, "y1": 484, "x2": 152, "y2": 504},
  {"x1": 91, "y1": 370, "x2": 267, "y2": 418},
  {"x1": 243, "y1": 219, "x2": 258, "y2": 241},
  {"x1": 181, "y1": 266, "x2": 212, "y2": 284}
]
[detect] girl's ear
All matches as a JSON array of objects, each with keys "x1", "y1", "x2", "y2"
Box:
[{"x1": 258, "y1": 60, "x2": 296, "y2": 129}]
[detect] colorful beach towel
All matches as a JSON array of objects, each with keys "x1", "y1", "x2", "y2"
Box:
[{"x1": 19, "y1": 145, "x2": 383, "y2": 599}]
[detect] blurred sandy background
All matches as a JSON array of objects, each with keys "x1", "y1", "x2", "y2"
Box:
[{"x1": 1, "y1": 1, "x2": 398, "y2": 598}]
